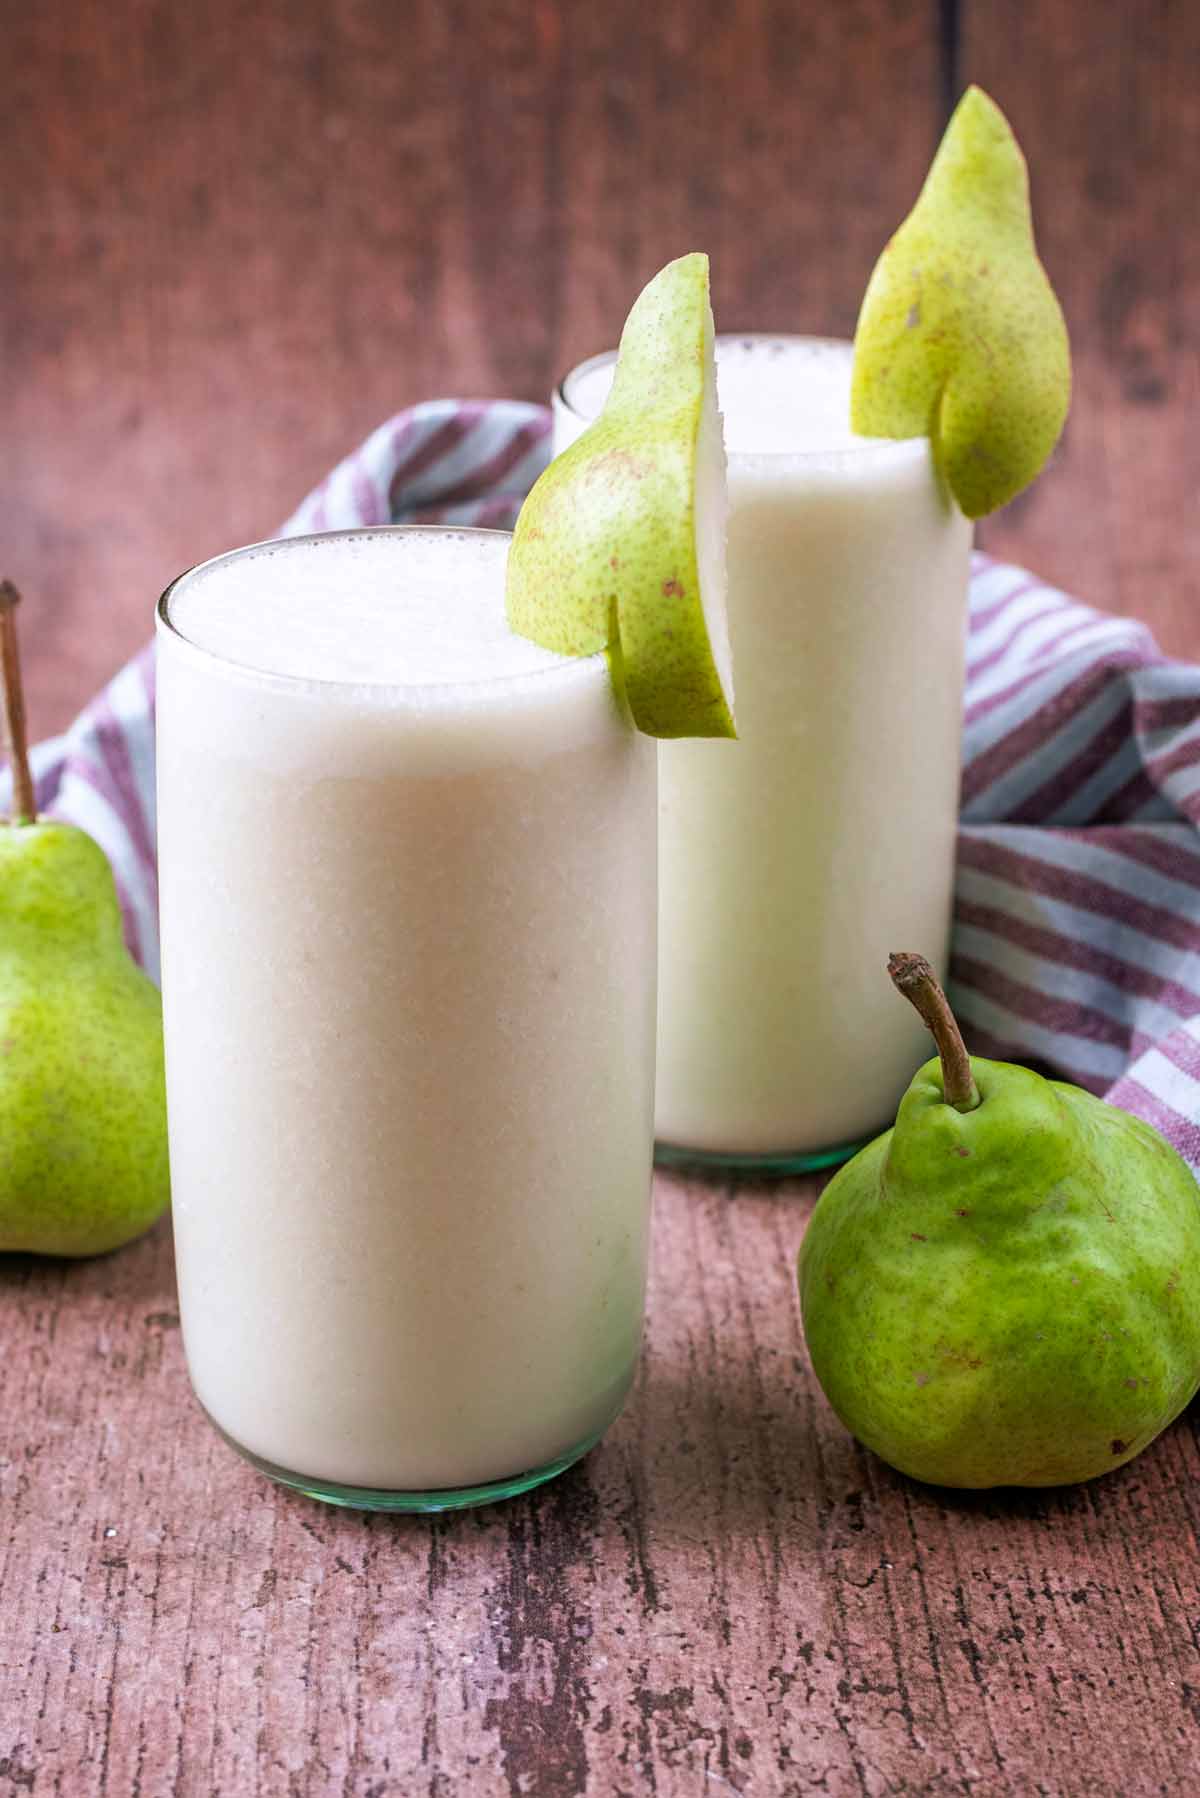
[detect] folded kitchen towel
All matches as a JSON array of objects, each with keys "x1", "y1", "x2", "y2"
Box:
[{"x1": 9, "y1": 398, "x2": 1200, "y2": 1166}]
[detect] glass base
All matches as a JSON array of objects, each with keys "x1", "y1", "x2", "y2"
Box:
[
  {"x1": 212, "y1": 1417, "x2": 606, "y2": 1513},
  {"x1": 654, "y1": 1134, "x2": 871, "y2": 1177}
]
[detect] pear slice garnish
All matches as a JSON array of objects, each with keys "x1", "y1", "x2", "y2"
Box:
[
  {"x1": 507, "y1": 253, "x2": 735, "y2": 739},
  {"x1": 851, "y1": 86, "x2": 1071, "y2": 519}
]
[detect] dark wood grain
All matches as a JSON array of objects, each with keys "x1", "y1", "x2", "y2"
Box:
[
  {"x1": 964, "y1": 0, "x2": 1200, "y2": 652},
  {"x1": 5, "y1": 2, "x2": 1197, "y2": 736},
  {"x1": 5, "y1": 2, "x2": 1200, "y2": 1793},
  {"x1": 3, "y1": 0, "x2": 942, "y2": 737}
]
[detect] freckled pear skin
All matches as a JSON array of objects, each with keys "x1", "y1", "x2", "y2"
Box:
[
  {"x1": 851, "y1": 86, "x2": 1071, "y2": 519},
  {"x1": 0, "y1": 822, "x2": 170, "y2": 1256},
  {"x1": 506, "y1": 252, "x2": 734, "y2": 740},
  {"x1": 799, "y1": 962, "x2": 1200, "y2": 1489}
]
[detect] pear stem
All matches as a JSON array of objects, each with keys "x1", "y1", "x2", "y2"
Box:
[
  {"x1": 0, "y1": 580, "x2": 37, "y2": 825},
  {"x1": 888, "y1": 951, "x2": 980, "y2": 1111}
]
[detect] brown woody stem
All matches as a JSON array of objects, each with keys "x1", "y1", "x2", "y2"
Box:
[
  {"x1": 888, "y1": 951, "x2": 980, "y2": 1111},
  {"x1": 0, "y1": 581, "x2": 37, "y2": 824}
]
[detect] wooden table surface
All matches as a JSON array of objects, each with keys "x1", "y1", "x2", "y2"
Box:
[{"x1": 4, "y1": 2, "x2": 1200, "y2": 1792}]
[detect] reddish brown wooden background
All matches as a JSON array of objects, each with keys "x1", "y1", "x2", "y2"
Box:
[{"x1": 3, "y1": 2, "x2": 1200, "y2": 1793}]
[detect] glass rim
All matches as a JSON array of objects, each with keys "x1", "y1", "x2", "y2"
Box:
[
  {"x1": 155, "y1": 524, "x2": 610, "y2": 701},
  {"x1": 555, "y1": 332, "x2": 930, "y2": 465}
]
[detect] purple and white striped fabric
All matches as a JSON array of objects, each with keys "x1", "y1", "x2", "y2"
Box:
[{"x1": 9, "y1": 399, "x2": 1200, "y2": 1167}]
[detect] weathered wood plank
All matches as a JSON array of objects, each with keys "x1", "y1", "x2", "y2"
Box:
[{"x1": 5, "y1": 1175, "x2": 1200, "y2": 1793}]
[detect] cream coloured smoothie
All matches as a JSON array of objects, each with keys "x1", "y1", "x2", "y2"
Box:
[
  {"x1": 156, "y1": 527, "x2": 657, "y2": 1501},
  {"x1": 556, "y1": 338, "x2": 972, "y2": 1159}
]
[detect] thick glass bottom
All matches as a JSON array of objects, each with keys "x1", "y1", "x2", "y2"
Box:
[
  {"x1": 654, "y1": 1134, "x2": 871, "y2": 1177},
  {"x1": 211, "y1": 1416, "x2": 607, "y2": 1513}
]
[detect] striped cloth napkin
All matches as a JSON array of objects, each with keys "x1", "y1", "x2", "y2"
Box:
[{"x1": 10, "y1": 400, "x2": 1200, "y2": 1168}]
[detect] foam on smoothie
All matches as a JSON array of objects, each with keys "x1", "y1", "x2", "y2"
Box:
[
  {"x1": 166, "y1": 528, "x2": 567, "y2": 687},
  {"x1": 566, "y1": 337, "x2": 882, "y2": 457}
]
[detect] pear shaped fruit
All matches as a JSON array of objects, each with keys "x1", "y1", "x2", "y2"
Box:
[
  {"x1": 851, "y1": 86, "x2": 1071, "y2": 519},
  {"x1": 799, "y1": 954, "x2": 1200, "y2": 1488},
  {"x1": 0, "y1": 581, "x2": 169, "y2": 1256},
  {"x1": 507, "y1": 252, "x2": 734, "y2": 738}
]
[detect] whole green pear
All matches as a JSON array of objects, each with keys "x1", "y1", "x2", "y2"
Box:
[
  {"x1": 507, "y1": 252, "x2": 735, "y2": 740},
  {"x1": 799, "y1": 954, "x2": 1200, "y2": 1488},
  {"x1": 0, "y1": 582, "x2": 169, "y2": 1256},
  {"x1": 851, "y1": 86, "x2": 1071, "y2": 518}
]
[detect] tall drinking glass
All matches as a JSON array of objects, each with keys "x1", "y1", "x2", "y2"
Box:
[
  {"x1": 156, "y1": 527, "x2": 657, "y2": 1511},
  {"x1": 555, "y1": 337, "x2": 973, "y2": 1172}
]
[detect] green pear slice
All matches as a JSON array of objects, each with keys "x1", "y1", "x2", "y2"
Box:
[
  {"x1": 851, "y1": 86, "x2": 1071, "y2": 519},
  {"x1": 507, "y1": 253, "x2": 735, "y2": 739}
]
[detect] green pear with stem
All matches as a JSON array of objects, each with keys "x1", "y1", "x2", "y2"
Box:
[
  {"x1": 507, "y1": 252, "x2": 734, "y2": 738},
  {"x1": 851, "y1": 86, "x2": 1071, "y2": 518},
  {"x1": 0, "y1": 581, "x2": 169, "y2": 1255},
  {"x1": 799, "y1": 954, "x2": 1200, "y2": 1488}
]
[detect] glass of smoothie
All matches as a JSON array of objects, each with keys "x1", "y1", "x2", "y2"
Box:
[
  {"x1": 156, "y1": 526, "x2": 657, "y2": 1510},
  {"x1": 555, "y1": 336, "x2": 972, "y2": 1172}
]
